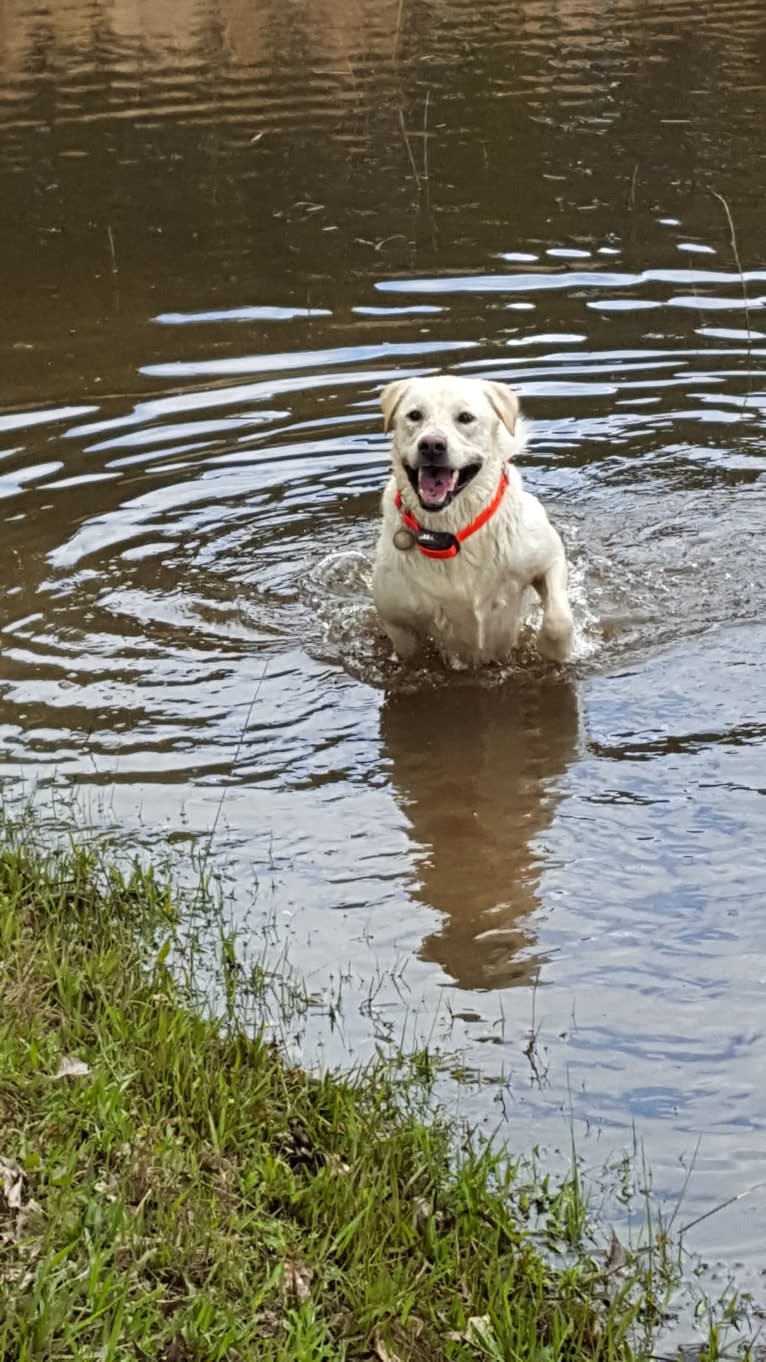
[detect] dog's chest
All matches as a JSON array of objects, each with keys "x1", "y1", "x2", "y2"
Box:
[{"x1": 381, "y1": 540, "x2": 527, "y2": 654}]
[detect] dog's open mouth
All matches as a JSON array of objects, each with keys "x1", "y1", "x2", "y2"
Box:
[{"x1": 407, "y1": 463, "x2": 480, "y2": 511}]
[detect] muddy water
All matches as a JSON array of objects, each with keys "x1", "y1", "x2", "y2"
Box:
[{"x1": 2, "y1": 0, "x2": 766, "y2": 1325}]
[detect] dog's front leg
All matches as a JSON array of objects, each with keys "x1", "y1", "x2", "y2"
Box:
[
  {"x1": 382, "y1": 620, "x2": 422, "y2": 662},
  {"x1": 534, "y1": 556, "x2": 574, "y2": 662}
]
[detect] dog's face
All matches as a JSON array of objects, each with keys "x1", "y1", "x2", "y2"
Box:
[{"x1": 380, "y1": 375, "x2": 520, "y2": 512}]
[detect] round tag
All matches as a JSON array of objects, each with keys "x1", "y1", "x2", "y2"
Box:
[{"x1": 393, "y1": 527, "x2": 416, "y2": 552}]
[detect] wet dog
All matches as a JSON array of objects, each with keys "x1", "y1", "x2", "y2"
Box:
[{"x1": 373, "y1": 375, "x2": 573, "y2": 665}]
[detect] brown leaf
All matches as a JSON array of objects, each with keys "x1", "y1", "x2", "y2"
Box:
[
  {"x1": 162, "y1": 1338, "x2": 193, "y2": 1362},
  {"x1": 0, "y1": 1157, "x2": 24, "y2": 1211},
  {"x1": 283, "y1": 1256, "x2": 313, "y2": 1304},
  {"x1": 288, "y1": 1119, "x2": 313, "y2": 1153},
  {"x1": 255, "y1": 1308, "x2": 283, "y2": 1338},
  {"x1": 412, "y1": 1196, "x2": 431, "y2": 1234},
  {"x1": 605, "y1": 1229, "x2": 628, "y2": 1275},
  {"x1": 14, "y1": 1199, "x2": 43, "y2": 1247},
  {"x1": 325, "y1": 1152, "x2": 350, "y2": 1176},
  {"x1": 446, "y1": 1314, "x2": 496, "y2": 1347},
  {"x1": 0, "y1": 1260, "x2": 36, "y2": 1290},
  {"x1": 373, "y1": 1334, "x2": 403, "y2": 1362},
  {"x1": 54, "y1": 1056, "x2": 91, "y2": 1080}
]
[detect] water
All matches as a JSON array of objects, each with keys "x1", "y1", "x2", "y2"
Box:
[{"x1": 2, "y1": 0, "x2": 765, "y2": 1332}]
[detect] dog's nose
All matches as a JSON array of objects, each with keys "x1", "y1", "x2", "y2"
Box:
[{"x1": 417, "y1": 431, "x2": 449, "y2": 463}]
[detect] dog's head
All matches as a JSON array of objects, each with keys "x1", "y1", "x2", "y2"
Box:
[{"x1": 380, "y1": 375, "x2": 524, "y2": 514}]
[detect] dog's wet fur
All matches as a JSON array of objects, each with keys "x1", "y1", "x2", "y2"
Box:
[{"x1": 373, "y1": 375, "x2": 573, "y2": 666}]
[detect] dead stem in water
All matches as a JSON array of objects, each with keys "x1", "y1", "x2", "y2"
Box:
[
  {"x1": 711, "y1": 189, "x2": 753, "y2": 390},
  {"x1": 392, "y1": 0, "x2": 405, "y2": 58}
]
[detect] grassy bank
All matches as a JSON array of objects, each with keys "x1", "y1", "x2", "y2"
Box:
[{"x1": 0, "y1": 827, "x2": 725, "y2": 1360}]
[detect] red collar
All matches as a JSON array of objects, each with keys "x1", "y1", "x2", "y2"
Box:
[{"x1": 393, "y1": 471, "x2": 509, "y2": 559}]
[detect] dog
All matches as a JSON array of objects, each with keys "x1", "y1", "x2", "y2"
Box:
[{"x1": 373, "y1": 375, "x2": 574, "y2": 665}]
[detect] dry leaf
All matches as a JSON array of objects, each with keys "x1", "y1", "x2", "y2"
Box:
[
  {"x1": 605, "y1": 1229, "x2": 628, "y2": 1275},
  {"x1": 466, "y1": 1315, "x2": 496, "y2": 1344},
  {"x1": 446, "y1": 1314, "x2": 496, "y2": 1346},
  {"x1": 325, "y1": 1152, "x2": 350, "y2": 1176},
  {"x1": 54, "y1": 1056, "x2": 91, "y2": 1080},
  {"x1": 0, "y1": 1261, "x2": 36, "y2": 1290},
  {"x1": 94, "y1": 1177, "x2": 119, "y2": 1203},
  {"x1": 0, "y1": 1157, "x2": 24, "y2": 1211},
  {"x1": 412, "y1": 1196, "x2": 431, "y2": 1233},
  {"x1": 162, "y1": 1338, "x2": 192, "y2": 1362},
  {"x1": 283, "y1": 1256, "x2": 313, "y2": 1304},
  {"x1": 373, "y1": 1334, "x2": 403, "y2": 1362},
  {"x1": 255, "y1": 1309, "x2": 283, "y2": 1338},
  {"x1": 14, "y1": 1199, "x2": 43, "y2": 1246}
]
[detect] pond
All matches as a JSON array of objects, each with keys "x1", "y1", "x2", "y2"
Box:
[{"x1": 1, "y1": 0, "x2": 765, "y2": 1328}]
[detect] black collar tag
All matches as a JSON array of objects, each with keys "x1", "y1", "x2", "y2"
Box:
[{"x1": 416, "y1": 529, "x2": 460, "y2": 554}]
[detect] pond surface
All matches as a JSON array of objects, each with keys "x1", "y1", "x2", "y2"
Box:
[{"x1": 2, "y1": 0, "x2": 765, "y2": 1330}]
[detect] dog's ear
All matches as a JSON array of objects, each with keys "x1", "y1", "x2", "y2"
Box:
[
  {"x1": 483, "y1": 381, "x2": 519, "y2": 434},
  {"x1": 380, "y1": 380, "x2": 409, "y2": 433}
]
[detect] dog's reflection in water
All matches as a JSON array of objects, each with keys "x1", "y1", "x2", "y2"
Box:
[{"x1": 380, "y1": 677, "x2": 580, "y2": 991}]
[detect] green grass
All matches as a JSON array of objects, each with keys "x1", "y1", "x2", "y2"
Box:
[{"x1": 0, "y1": 824, "x2": 738, "y2": 1360}]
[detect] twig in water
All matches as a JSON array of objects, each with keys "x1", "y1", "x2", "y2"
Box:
[
  {"x1": 523, "y1": 967, "x2": 549, "y2": 1085},
  {"x1": 666, "y1": 1135, "x2": 701, "y2": 1233},
  {"x1": 399, "y1": 109, "x2": 422, "y2": 193},
  {"x1": 627, "y1": 164, "x2": 639, "y2": 211},
  {"x1": 187, "y1": 657, "x2": 270, "y2": 971},
  {"x1": 106, "y1": 225, "x2": 118, "y2": 275},
  {"x1": 197, "y1": 656, "x2": 269, "y2": 882},
  {"x1": 711, "y1": 189, "x2": 752, "y2": 369},
  {"x1": 392, "y1": 0, "x2": 406, "y2": 59},
  {"x1": 422, "y1": 89, "x2": 432, "y2": 216},
  {"x1": 679, "y1": 1177, "x2": 766, "y2": 1239},
  {"x1": 422, "y1": 89, "x2": 431, "y2": 183}
]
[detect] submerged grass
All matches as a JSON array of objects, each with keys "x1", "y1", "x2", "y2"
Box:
[{"x1": 0, "y1": 823, "x2": 739, "y2": 1361}]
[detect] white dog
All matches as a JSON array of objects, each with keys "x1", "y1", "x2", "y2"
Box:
[{"x1": 373, "y1": 375, "x2": 574, "y2": 665}]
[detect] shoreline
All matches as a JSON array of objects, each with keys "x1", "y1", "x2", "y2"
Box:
[{"x1": 0, "y1": 823, "x2": 746, "y2": 1360}]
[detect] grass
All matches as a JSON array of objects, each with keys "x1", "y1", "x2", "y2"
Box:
[{"x1": 0, "y1": 822, "x2": 745, "y2": 1361}]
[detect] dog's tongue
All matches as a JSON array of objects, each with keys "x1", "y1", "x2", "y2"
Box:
[{"x1": 418, "y1": 466, "x2": 458, "y2": 507}]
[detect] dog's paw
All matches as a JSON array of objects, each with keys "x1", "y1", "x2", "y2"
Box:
[
  {"x1": 538, "y1": 617, "x2": 574, "y2": 663},
  {"x1": 384, "y1": 624, "x2": 421, "y2": 662}
]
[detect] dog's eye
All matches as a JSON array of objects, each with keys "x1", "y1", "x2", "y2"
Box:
[
  {"x1": 406, "y1": 409, "x2": 423, "y2": 423},
  {"x1": 457, "y1": 411, "x2": 475, "y2": 425}
]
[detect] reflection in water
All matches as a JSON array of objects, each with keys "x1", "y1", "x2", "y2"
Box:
[{"x1": 381, "y1": 678, "x2": 580, "y2": 989}]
